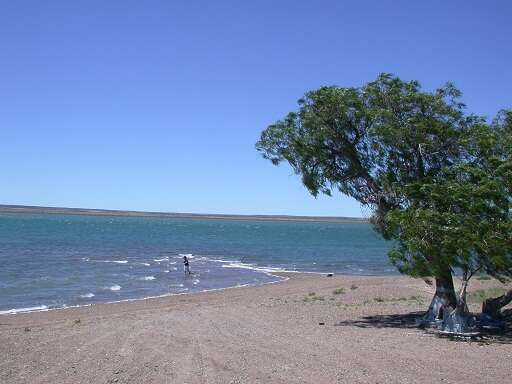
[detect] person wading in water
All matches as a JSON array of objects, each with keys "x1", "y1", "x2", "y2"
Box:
[{"x1": 183, "y1": 255, "x2": 191, "y2": 275}]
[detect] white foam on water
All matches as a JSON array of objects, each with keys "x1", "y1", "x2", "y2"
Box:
[
  {"x1": 106, "y1": 285, "x2": 121, "y2": 291},
  {"x1": 210, "y1": 258, "x2": 239, "y2": 264},
  {"x1": 221, "y1": 262, "x2": 289, "y2": 274},
  {"x1": 0, "y1": 275, "x2": 290, "y2": 316},
  {"x1": 171, "y1": 267, "x2": 178, "y2": 271},
  {"x1": 140, "y1": 276, "x2": 156, "y2": 281},
  {"x1": 0, "y1": 305, "x2": 49, "y2": 315},
  {"x1": 192, "y1": 279, "x2": 200, "y2": 285},
  {"x1": 154, "y1": 257, "x2": 168, "y2": 263},
  {"x1": 93, "y1": 260, "x2": 128, "y2": 264},
  {"x1": 140, "y1": 263, "x2": 151, "y2": 266},
  {"x1": 168, "y1": 261, "x2": 176, "y2": 265},
  {"x1": 169, "y1": 283, "x2": 184, "y2": 287},
  {"x1": 163, "y1": 270, "x2": 170, "y2": 273},
  {"x1": 80, "y1": 293, "x2": 95, "y2": 298},
  {"x1": 178, "y1": 253, "x2": 194, "y2": 258}
]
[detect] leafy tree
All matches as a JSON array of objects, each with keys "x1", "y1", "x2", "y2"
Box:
[
  {"x1": 256, "y1": 74, "x2": 510, "y2": 328},
  {"x1": 385, "y1": 126, "x2": 511, "y2": 328},
  {"x1": 476, "y1": 110, "x2": 512, "y2": 318}
]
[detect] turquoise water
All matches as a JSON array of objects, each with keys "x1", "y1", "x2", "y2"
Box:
[{"x1": 0, "y1": 212, "x2": 394, "y2": 313}]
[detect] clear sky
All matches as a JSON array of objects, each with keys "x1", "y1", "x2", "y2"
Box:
[{"x1": 1, "y1": 1, "x2": 510, "y2": 217}]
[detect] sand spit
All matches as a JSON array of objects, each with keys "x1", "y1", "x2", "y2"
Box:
[{"x1": 0, "y1": 204, "x2": 367, "y2": 223}]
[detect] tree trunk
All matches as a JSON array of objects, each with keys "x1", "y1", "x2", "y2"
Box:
[
  {"x1": 440, "y1": 305, "x2": 477, "y2": 334},
  {"x1": 439, "y1": 274, "x2": 477, "y2": 334},
  {"x1": 418, "y1": 268, "x2": 457, "y2": 327},
  {"x1": 482, "y1": 289, "x2": 512, "y2": 319}
]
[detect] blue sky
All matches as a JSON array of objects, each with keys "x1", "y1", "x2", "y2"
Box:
[{"x1": 1, "y1": 1, "x2": 510, "y2": 217}]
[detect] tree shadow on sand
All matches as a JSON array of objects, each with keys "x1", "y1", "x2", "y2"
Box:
[
  {"x1": 335, "y1": 311, "x2": 422, "y2": 329},
  {"x1": 334, "y1": 312, "x2": 512, "y2": 344}
]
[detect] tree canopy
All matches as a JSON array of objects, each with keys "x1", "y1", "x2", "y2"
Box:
[{"x1": 256, "y1": 74, "x2": 475, "y2": 228}]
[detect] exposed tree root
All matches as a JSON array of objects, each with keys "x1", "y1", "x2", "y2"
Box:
[{"x1": 482, "y1": 289, "x2": 512, "y2": 319}]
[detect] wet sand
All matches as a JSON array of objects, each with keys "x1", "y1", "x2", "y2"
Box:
[{"x1": 1, "y1": 273, "x2": 510, "y2": 383}]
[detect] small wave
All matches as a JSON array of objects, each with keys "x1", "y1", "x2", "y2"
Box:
[
  {"x1": 139, "y1": 276, "x2": 156, "y2": 281},
  {"x1": 169, "y1": 283, "x2": 184, "y2": 287},
  {"x1": 93, "y1": 260, "x2": 128, "y2": 264},
  {"x1": 192, "y1": 279, "x2": 200, "y2": 285},
  {"x1": 210, "y1": 258, "x2": 239, "y2": 264},
  {"x1": 0, "y1": 305, "x2": 49, "y2": 315},
  {"x1": 154, "y1": 257, "x2": 168, "y2": 263},
  {"x1": 106, "y1": 285, "x2": 121, "y2": 291},
  {"x1": 345, "y1": 265, "x2": 365, "y2": 273},
  {"x1": 163, "y1": 270, "x2": 170, "y2": 273},
  {"x1": 80, "y1": 293, "x2": 95, "y2": 298},
  {"x1": 178, "y1": 253, "x2": 194, "y2": 258},
  {"x1": 139, "y1": 263, "x2": 151, "y2": 266},
  {"x1": 221, "y1": 262, "x2": 287, "y2": 274}
]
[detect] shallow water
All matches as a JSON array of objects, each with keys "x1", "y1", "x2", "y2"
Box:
[{"x1": 0, "y1": 213, "x2": 394, "y2": 313}]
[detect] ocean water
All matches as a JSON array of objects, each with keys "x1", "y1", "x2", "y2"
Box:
[{"x1": 0, "y1": 213, "x2": 394, "y2": 314}]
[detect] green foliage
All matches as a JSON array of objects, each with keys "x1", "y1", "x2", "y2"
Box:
[
  {"x1": 333, "y1": 287, "x2": 345, "y2": 295},
  {"x1": 386, "y1": 121, "x2": 512, "y2": 282},
  {"x1": 256, "y1": 73, "x2": 511, "y2": 287},
  {"x1": 369, "y1": 295, "x2": 424, "y2": 304},
  {"x1": 303, "y1": 292, "x2": 325, "y2": 302},
  {"x1": 256, "y1": 74, "x2": 472, "y2": 222}
]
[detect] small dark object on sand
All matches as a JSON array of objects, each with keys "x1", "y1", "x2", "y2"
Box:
[
  {"x1": 24, "y1": 327, "x2": 31, "y2": 332},
  {"x1": 326, "y1": 273, "x2": 334, "y2": 277},
  {"x1": 319, "y1": 322, "x2": 325, "y2": 325}
]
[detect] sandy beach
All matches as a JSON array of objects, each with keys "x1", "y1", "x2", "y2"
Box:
[{"x1": 1, "y1": 273, "x2": 511, "y2": 384}]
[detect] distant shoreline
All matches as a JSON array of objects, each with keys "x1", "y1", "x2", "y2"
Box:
[{"x1": 0, "y1": 204, "x2": 368, "y2": 224}]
